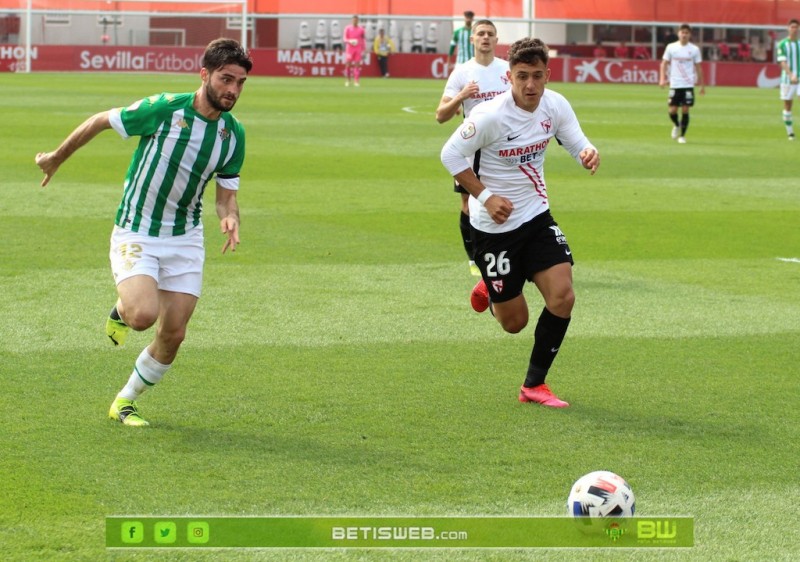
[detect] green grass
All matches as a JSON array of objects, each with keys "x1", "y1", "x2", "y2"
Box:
[{"x1": 1, "y1": 73, "x2": 799, "y2": 561}]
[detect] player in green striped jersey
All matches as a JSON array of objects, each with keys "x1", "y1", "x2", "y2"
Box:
[
  {"x1": 446, "y1": 10, "x2": 475, "y2": 73},
  {"x1": 777, "y1": 19, "x2": 800, "y2": 139},
  {"x1": 35, "y1": 38, "x2": 252, "y2": 426}
]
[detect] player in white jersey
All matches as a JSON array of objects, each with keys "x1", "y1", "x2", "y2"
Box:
[
  {"x1": 776, "y1": 19, "x2": 800, "y2": 139},
  {"x1": 659, "y1": 23, "x2": 704, "y2": 144},
  {"x1": 441, "y1": 37, "x2": 599, "y2": 408},
  {"x1": 437, "y1": 19, "x2": 510, "y2": 276},
  {"x1": 35, "y1": 38, "x2": 252, "y2": 426}
]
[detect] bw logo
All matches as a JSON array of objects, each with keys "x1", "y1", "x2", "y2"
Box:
[{"x1": 638, "y1": 520, "x2": 677, "y2": 539}]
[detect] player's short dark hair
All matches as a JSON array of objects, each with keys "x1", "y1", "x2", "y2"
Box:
[
  {"x1": 790, "y1": 18, "x2": 800, "y2": 26},
  {"x1": 472, "y1": 19, "x2": 496, "y2": 32},
  {"x1": 679, "y1": 23, "x2": 692, "y2": 32},
  {"x1": 464, "y1": 11, "x2": 475, "y2": 18},
  {"x1": 202, "y1": 38, "x2": 252, "y2": 74},
  {"x1": 508, "y1": 37, "x2": 549, "y2": 67}
]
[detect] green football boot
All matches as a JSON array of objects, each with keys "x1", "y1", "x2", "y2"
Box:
[
  {"x1": 108, "y1": 397, "x2": 150, "y2": 427},
  {"x1": 106, "y1": 316, "x2": 129, "y2": 346}
]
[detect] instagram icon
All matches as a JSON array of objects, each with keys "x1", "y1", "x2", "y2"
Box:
[{"x1": 187, "y1": 521, "x2": 210, "y2": 544}]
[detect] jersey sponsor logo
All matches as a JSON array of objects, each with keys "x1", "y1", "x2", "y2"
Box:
[
  {"x1": 498, "y1": 139, "x2": 549, "y2": 157},
  {"x1": 460, "y1": 121, "x2": 477, "y2": 139},
  {"x1": 469, "y1": 90, "x2": 507, "y2": 101}
]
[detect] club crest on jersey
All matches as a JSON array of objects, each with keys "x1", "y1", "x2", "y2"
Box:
[
  {"x1": 218, "y1": 128, "x2": 230, "y2": 141},
  {"x1": 540, "y1": 118, "x2": 552, "y2": 134},
  {"x1": 176, "y1": 119, "x2": 188, "y2": 129},
  {"x1": 491, "y1": 279, "x2": 504, "y2": 293},
  {"x1": 460, "y1": 121, "x2": 477, "y2": 139}
]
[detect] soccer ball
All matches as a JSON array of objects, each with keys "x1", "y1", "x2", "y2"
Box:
[{"x1": 567, "y1": 471, "x2": 635, "y2": 518}]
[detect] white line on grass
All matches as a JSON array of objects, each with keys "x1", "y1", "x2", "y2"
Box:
[
  {"x1": 402, "y1": 106, "x2": 434, "y2": 115},
  {"x1": 776, "y1": 257, "x2": 800, "y2": 263}
]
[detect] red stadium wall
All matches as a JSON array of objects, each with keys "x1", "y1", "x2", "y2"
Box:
[
  {"x1": 0, "y1": 1, "x2": 521, "y2": 17},
  {"x1": 0, "y1": 43, "x2": 782, "y2": 88},
  {"x1": 535, "y1": 0, "x2": 795, "y2": 25},
  {"x1": 1, "y1": 1, "x2": 793, "y2": 22}
]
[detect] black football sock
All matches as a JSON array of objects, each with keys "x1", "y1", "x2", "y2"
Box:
[
  {"x1": 669, "y1": 113, "x2": 679, "y2": 126},
  {"x1": 523, "y1": 307, "x2": 571, "y2": 388},
  {"x1": 460, "y1": 211, "x2": 473, "y2": 260},
  {"x1": 681, "y1": 113, "x2": 690, "y2": 135}
]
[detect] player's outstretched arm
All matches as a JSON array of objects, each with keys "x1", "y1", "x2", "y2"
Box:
[
  {"x1": 579, "y1": 148, "x2": 600, "y2": 175},
  {"x1": 216, "y1": 184, "x2": 240, "y2": 254},
  {"x1": 35, "y1": 111, "x2": 111, "y2": 187}
]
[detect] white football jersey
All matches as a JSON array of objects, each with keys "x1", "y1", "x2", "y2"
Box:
[
  {"x1": 443, "y1": 57, "x2": 511, "y2": 117},
  {"x1": 662, "y1": 41, "x2": 702, "y2": 89},
  {"x1": 441, "y1": 89, "x2": 594, "y2": 234}
]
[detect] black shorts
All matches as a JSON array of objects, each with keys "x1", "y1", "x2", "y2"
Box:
[
  {"x1": 471, "y1": 211, "x2": 574, "y2": 304},
  {"x1": 453, "y1": 149, "x2": 482, "y2": 194},
  {"x1": 668, "y1": 87, "x2": 695, "y2": 107}
]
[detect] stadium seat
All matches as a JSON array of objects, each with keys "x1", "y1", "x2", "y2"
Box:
[
  {"x1": 297, "y1": 21, "x2": 312, "y2": 49},
  {"x1": 313, "y1": 19, "x2": 328, "y2": 50},
  {"x1": 411, "y1": 22, "x2": 424, "y2": 53},
  {"x1": 365, "y1": 19, "x2": 377, "y2": 45},
  {"x1": 425, "y1": 23, "x2": 438, "y2": 53},
  {"x1": 389, "y1": 20, "x2": 400, "y2": 54},
  {"x1": 401, "y1": 23, "x2": 413, "y2": 53},
  {"x1": 329, "y1": 20, "x2": 343, "y2": 50}
]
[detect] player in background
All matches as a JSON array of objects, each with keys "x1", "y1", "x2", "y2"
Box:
[
  {"x1": 373, "y1": 27, "x2": 396, "y2": 78},
  {"x1": 777, "y1": 19, "x2": 800, "y2": 140},
  {"x1": 35, "y1": 38, "x2": 251, "y2": 426},
  {"x1": 659, "y1": 23, "x2": 704, "y2": 144},
  {"x1": 436, "y1": 19, "x2": 510, "y2": 276},
  {"x1": 446, "y1": 10, "x2": 475, "y2": 73},
  {"x1": 440, "y1": 37, "x2": 599, "y2": 408},
  {"x1": 344, "y1": 15, "x2": 367, "y2": 87}
]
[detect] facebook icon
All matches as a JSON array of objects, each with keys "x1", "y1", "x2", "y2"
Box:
[{"x1": 121, "y1": 521, "x2": 144, "y2": 544}]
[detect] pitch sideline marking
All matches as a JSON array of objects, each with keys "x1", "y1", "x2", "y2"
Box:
[
  {"x1": 776, "y1": 257, "x2": 800, "y2": 263},
  {"x1": 402, "y1": 106, "x2": 434, "y2": 115}
]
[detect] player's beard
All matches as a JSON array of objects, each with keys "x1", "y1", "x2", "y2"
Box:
[{"x1": 205, "y1": 81, "x2": 237, "y2": 113}]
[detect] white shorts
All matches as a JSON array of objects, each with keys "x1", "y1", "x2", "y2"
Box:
[
  {"x1": 780, "y1": 83, "x2": 798, "y2": 101},
  {"x1": 109, "y1": 225, "x2": 205, "y2": 297}
]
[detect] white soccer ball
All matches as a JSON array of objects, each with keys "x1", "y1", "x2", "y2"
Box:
[{"x1": 567, "y1": 471, "x2": 635, "y2": 518}]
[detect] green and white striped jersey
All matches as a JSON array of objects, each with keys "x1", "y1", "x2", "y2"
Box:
[
  {"x1": 108, "y1": 92, "x2": 245, "y2": 237},
  {"x1": 449, "y1": 25, "x2": 474, "y2": 64},
  {"x1": 776, "y1": 36, "x2": 800, "y2": 84}
]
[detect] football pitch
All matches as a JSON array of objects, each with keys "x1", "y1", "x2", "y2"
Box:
[{"x1": 1, "y1": 73, "x2": 799, "y2": 561}]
